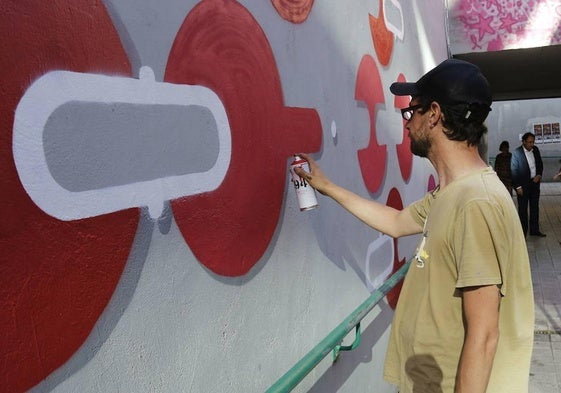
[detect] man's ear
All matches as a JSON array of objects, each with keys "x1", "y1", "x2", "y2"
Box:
[{"x1": 430, "y1": 101, "x2": 444, "y2": 124}]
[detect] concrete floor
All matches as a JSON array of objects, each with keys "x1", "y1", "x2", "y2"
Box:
[{"x1": 526, "y1": 182, "x2": 561, "y2": 392}]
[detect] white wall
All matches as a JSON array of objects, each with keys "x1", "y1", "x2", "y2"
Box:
[{"x1": 486, "y1": 97, "x2": 561, "y2": 179}]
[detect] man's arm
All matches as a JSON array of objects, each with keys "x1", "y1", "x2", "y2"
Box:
[
  {"x1": 455, "y1": 285, "x2": 501, "y2": 393},
  {"x1": 294, "y1": 153, "x2": 422, "y2": 237},
  {"x1": 510, "y1": 149, "x2": 520, "y2": 187},
  {"x1": 533, "y1": 146, "x2": 543, "y2": 181},
  {"x1": 510, "y1": 149, "x2": 524, "y2": 195}
]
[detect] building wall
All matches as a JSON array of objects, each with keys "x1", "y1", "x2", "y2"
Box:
[
  {"x1": 446, "y1": 0, "x2": 561, "y2": 177},
  {"x1": 486, "y1": 97, "x2": 561, "y2": 180},
  {"x1": 447, "y1": 0, "x2": 561, "y2": 53},
  {"x1": 1, "y1": 1, "x2": 447, "y2": 392}
]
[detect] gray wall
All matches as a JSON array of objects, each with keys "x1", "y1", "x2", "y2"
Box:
[
  {"x1": 5, "y1": 0, "x2": 449, "y2": 392},
  {"x1": 486, "y1": 97, "x2": 561, "y2": 180}
]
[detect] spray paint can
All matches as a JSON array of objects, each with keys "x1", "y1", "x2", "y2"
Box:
[{"x1": 290, "y1": 155, "x2": 318, "y2": 211}]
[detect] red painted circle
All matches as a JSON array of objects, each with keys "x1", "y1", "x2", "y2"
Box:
[
  {"x1": 0, "y1": 2, "x2": 139, "y2": 391},
  {"x1": 165, "y1": 0, "x2": 322, "y2": 276}
]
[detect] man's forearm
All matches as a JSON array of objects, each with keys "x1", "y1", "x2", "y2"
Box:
[
  {"x1": 294, "y1": 153, "x2": 422, "y2": 238},
  {"x1": 455, "y1": 331, "x2": 498, "y2": 392},
  {"x1": 324, "y1": 183, "x2": 420, "y2": 237}
]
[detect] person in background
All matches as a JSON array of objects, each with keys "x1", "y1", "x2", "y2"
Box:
[
  {"x1": 494, "y1": 140, "x2": 513, "y2": 195},
  {"x1": 511, "y1": 132, "x2": 546, "y2": 237},
  {"x1": 296, "y1": 59, "x2": 533, "y2": 393}
]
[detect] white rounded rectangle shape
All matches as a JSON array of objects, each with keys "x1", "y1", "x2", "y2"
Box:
[
  {"x1": 384, "y1": 0, "x2": 404, "y2": 41},
  {"x1": 13, "y1": 67, "x2": 231, "y2": 220},
  {"x1": 365, "y1": 234, "x2": 395, "y2": 292}
]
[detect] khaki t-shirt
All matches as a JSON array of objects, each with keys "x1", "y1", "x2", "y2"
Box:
[{"x1": 384, "y1": 168, "x2": 534, "y2": 392}]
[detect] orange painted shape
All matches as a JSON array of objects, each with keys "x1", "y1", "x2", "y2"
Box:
[
  {"x1": 369, "y1": 0, "x2": 394, "y2": 66},
  {"x1": 271, "y1": 0, "x2": 315, "y2": 24}
]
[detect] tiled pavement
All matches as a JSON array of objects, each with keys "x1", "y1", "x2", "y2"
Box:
[{"x1": 527, "y1": 182, "x2": 561, "y2": 392}]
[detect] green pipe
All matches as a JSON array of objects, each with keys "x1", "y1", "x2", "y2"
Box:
[
  {"x1": 332, "y1": 322, "x2": 361, "y2": 362},
  {"x1": 266, "y1": 259, "x2": 411, "y2": 393}
]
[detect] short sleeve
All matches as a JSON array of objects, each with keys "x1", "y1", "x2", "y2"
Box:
[
  {"x1": 453, "y1": 200, "x2": 506, "y2": 293},
  {"x1": 407, "y1": 193, "x2": 432, "y2": 228}
]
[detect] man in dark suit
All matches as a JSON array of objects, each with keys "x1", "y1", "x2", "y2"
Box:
[{"x1": 511, "y1": 132, "x2": 546, "y2": 236}]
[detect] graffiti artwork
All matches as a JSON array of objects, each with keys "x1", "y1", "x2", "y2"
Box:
[
  {"x1": 450, "y1": 0, "x2": 561, "y2": 52},
  {"x1": 0, "y1": 0, "x2": 438, "y2": 391}
]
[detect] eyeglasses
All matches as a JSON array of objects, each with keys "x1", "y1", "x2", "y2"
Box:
[{"x1": 400, "y1": 104, "x2": 423, "y2": 121}]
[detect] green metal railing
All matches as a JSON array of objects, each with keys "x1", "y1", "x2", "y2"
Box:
[{"x1": 266, "y1": 259, "x2": 412, "y2": 393}]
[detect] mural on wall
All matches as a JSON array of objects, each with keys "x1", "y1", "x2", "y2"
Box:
[
  {"x1": 449, "y1": 0, "x2": 561, "y2": 53},
  {"x1": 0, "y1": 0, "x2": 436, "y2": 391},
  {"x1": 2, "y1": 0, "x2": 323, "y2": 390},
  {"x1": 354, "y1": 0, "x2": 422, "y2": 302}
]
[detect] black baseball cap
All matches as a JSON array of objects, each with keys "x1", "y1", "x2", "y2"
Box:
[{"x1": 390, "y1": 59, "x2": 492, "y2": 120}]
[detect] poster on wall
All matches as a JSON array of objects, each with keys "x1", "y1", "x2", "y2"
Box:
[
  {"x1": 534, "y1": 124, "x2": 543, "y2": 143},
  {"x1": 533, "y1": 123, "x2": 561, "y2": 144},
  {"x1": 543, "y1": 123, "x2": 552, "y2": 143},
  {"x1": 553, "y1": 123, "x2": 560, "y2": 142}
]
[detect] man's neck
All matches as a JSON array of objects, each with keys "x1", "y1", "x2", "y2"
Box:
[{"x1": 428, "y1": 134, "x2": 487, "y2": 189}]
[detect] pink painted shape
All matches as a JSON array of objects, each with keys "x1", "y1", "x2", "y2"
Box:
[
  {"x1": 499, "y1": 12, "x2": 518, "y2": 33},
  {"x1": 487, "y1": 35, "x2": 505, "y2": 51},
  {"x1": 473, "y1": 14, "x2": 496, "y2": 40},
  {"x1": 457, "y1": 0, "x2": 561, "y2": 50},
  {"x1": 166, "y1": 0, "x2": 322, "y2": 277}
]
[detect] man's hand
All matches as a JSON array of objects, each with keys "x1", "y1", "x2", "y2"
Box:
[{"x1": 293, "y1": 153, "x2": 332, "y2": 195}]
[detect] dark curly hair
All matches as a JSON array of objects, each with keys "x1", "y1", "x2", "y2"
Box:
[{"x1": 417, "y1": 96, "x2": 489, "y2": 147}]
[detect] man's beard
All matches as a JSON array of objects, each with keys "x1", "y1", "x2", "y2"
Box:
[{"x1": 410, "y1": 134, "x2": 431, "y2": 158}]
